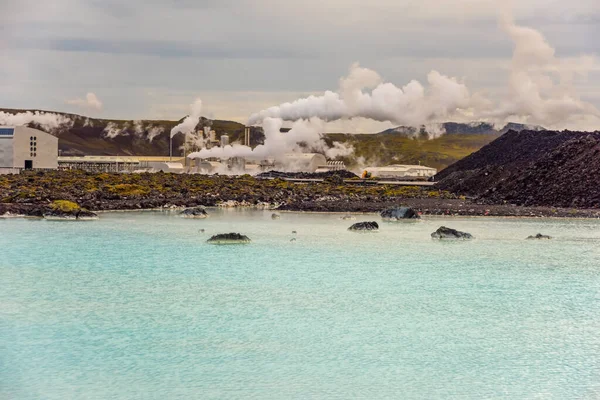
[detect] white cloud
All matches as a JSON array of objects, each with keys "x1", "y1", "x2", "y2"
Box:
[
  {"x1": 0, "y1": 0, "x2": 597, "y2": 131},
  {"x1": 65, "y1": 92, "x2": 103, "y2": 111}
]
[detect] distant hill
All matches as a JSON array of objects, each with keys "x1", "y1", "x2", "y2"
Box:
[
  {"x1": 435, "y1": 129, "x2": 600, "y2": 208},
  {"x1": 380, "y1": 122, "x2": 545, "y2": 136},
  {"x1": 325, "y1": 132, "x2": 501, "y2": 171},
  {"x1": 0, "y1": 108, "x2": 262, "y2": 157},
  {"x1": 2, "y1": 108, "x2": 520, "y2": 170}
]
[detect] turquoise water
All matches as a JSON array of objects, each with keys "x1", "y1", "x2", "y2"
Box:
[{"x1": 1, "y1": 209, "x2": 600, "y2": 399}]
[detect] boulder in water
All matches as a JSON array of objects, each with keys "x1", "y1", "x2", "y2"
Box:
[
  {"x1": 431, "y1": 226, "x2": 473, "y2": 240},
  {"x1": 180, "y1": 207, "x2": 208, "y2": 218},
  {"x1": 526, "y1": 233, "x2": 552, "y2": 240},
  {"x1": 380, "y1": 207, "x2": 420, "y2": 221},
  {"x1": 271, "y1": 213, "x2": 281, "y2": 220},
  {"x1": 348, "y1": 221, "x2": 379, "y2": 231},
  {"x1": 207, "y1": 233, "x2": 251, "y2": 244}
]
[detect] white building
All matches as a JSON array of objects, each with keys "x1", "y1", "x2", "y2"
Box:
[
  {"x1": 364, "y1": 164, "x2": 437, "y2": 180},
  {"x1": 0, "y1": 126, "x2": 58, "y2": 173}
]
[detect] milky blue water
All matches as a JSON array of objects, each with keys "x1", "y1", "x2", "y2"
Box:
[{"x1": 1, "y1": 209, "x2": 600, "y2": 399}]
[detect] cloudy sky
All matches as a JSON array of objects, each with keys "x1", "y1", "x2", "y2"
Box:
[{"x1": 1, "y1": 0, "x2": 599, "y2": 130}]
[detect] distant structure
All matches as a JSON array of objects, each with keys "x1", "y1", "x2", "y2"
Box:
[
  {"x1": 363, "y1": 164, "x2": 437, "y2": 180},
  {"x1": 0, "y1": 126, "x2": 58, "y2": 173},
  {"x1": 58, "y1": 156, "x2": 186, "y2": 173},
  {"x1": 315, "y1": 161, "x2": 346, "y2": 173},
  {"x1": 244, "y1": 127, "x2": 251, "y2": 146},
  {"x1": 188, "y1": 153, "x2": 328, "y2": 174},
  {"x1": 220, "y1": 134, "x2": 229, "y2": 147}
]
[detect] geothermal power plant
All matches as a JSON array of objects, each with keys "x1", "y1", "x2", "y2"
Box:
[{"x1": 1, "y1": 122, "x2": 436, "y2": 182}]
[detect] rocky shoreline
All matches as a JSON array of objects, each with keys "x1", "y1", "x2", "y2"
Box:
[
  {"x1": 1, "y1": 171, "x2": 600, "y2": 219},
  {"x1": 2, "y1": 197, "x2": 600, "y2": 219}
]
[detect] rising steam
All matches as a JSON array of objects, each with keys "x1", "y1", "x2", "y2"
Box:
[
  {"x1": 248, "y1": 66, "x2": 471, "y2": 127},
  {"x1": 248, "y1": 10, "x2": 599, "y2": 132},
  {"x1": 483, "y1": 12, "x2": 600, "y2": 127},
  {"x1": 188, "y1": 117, "x2": 353, "y2": 162},
  {"x1": 171, "y1": 99, "x2": 203, "y2": 138},
  {"x1": 0, "y1": 111, "x2": 72, "y2": 130}
]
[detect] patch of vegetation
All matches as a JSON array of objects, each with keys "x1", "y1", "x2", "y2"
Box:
[
  {"x1": 51, "y1": 200, "x2": 80, "y2": 212},
  {"x1": 326, "y1": 132, "x2": 500, "y2": 171}
]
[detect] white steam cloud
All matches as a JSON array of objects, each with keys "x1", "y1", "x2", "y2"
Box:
[
  {"x1": 0, "y1": 111, "x2": 72, "y2": 130},
  {"x1": 188, "y1": 117, "x2": 353, "y2": 162},
  {"x1": 147, "y1": 126, "x2": 165, "y2": 142},
  {"x1": 103, "y1": 122, "x2": 124, "y2": 139},
  {"x1": 481, "y1": 12, "x2": 600, "y2": 128},
  {"x1": 66, "y1": 92, "x2": 103, "y2": 111},
  {"x1": 248, "y1": 65, "x2": 470, "y2": 127},
  {"x1": 171, "y1": 99, "x2": 203, "y2": 138},
  {"x1": 248, "y1": 10, "x2": 599, "y2": 132},
  {"x1": 103, "y1": 121, "x2": 165, "y2": 141}
]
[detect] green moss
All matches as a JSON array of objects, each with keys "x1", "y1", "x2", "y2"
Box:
[
  {"x1": 106, "y1": 183, "x2": 150, "y2": 196},
  {"x1": 51, "y1": 200, "x2": 80, "y2": 212}
]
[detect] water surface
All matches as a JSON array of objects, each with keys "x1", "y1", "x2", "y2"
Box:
[{"x1": 1, "y1": 210, "x2": 600, "y2": 399}]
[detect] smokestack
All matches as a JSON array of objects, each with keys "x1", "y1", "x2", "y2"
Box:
[
  {"x1": 244, "y1": 127, "x2": 251, "y2": 147},
  {"x1": 221, "y1": 134, "x2": 229, "y2": 147}
]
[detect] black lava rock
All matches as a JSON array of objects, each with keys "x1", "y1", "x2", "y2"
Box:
[
  {"x1": 431, "y1": 226, "x2": 473, "y2": 239},
  {"x1": 348, "y1": 221, "x2": 379, "y2": 231}
]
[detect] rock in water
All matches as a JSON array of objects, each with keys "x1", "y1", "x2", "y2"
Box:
[
  {"x1": 526, "y1": 233, "x2": 552, "y2": 240},
  {"x1": 348, "y1": 221, "x2": 379, "y2": 231},
  {"x1": 207, "y1": 233, "x2": 251, "y2": 244},
  {"x1": 180, "y1": 207, "x2": 208, "y2": 219},
  {"x1": 431, "y1": 226, "x2": 473, "y2": 239},
  {"x1": 340, "y1": 215, "x2": 356, "y2": 220},
  {"x1": 271, "y1": 213, "x2": 281, "y2": 220},
  {"x1": 380, "y1": 207, "x2": 420, "y2": 221}
]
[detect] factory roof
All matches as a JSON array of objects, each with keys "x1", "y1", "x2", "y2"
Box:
[
  {"x1": 58, "y1": 156, "x2": 186, "y2": 163},
  {"x1": 366, "y1": 164, "x2": 436, "y2": 171}
]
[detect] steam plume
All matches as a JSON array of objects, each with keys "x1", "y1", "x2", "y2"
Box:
[
  {"x1": 248, "y1": 10, "x2": 599, "y2": 132},
  {"x1": 248, "y1": 64, "x2": 471, "y2": 127},
  {"x1": 0, "y1": 111, "x2": 72, "y2": 130},
  {"x1": 483, "y1": 11, "x2": 600, "y2": 127},
  {"x1": 188, "y1": 117, "x2": 353, "y2": 162},
  {"x1": 171, "y1": 99, "x2": 203, "y2": 138}
]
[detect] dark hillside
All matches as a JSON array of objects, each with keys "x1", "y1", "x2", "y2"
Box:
[
  {"x1": 0, "y1": 108, "x2": 257, "y2": 156},
  {"x1": 435, "y1": 130, "x2": 600, "y2": 208}
]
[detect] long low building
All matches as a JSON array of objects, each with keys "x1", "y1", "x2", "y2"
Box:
[
  {"x1": 57, "y1": 156, "x2": 187, "y2": 173},
  {"x1": 0, "y1": 126, "x2": 58, "y2": 173},
  {"x1": 364, "y1": 164, "x2": 437, "y2": 180}
]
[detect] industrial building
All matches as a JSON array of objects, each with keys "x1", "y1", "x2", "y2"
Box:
[
  {"x1": 57, "y1": 156, "x2": 187, "y2": 173},
  {"x1": 0, "y1": 126, "x2": 58, "y2": 173},
  {"x1": 363, "y1": 164, "x2": 437, "y2": 180}
]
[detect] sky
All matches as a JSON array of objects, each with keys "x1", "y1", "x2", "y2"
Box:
[{"x1": 1, "y1": 0, "x2": 599, "y2": 132}]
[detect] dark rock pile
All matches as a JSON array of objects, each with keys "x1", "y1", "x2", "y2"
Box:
[
  {"x1": 435, "y1": 130, "x2": 600, "y2": 208},
  {"x1": 431, "y1": 226, "x2": 473, "y2": 240},
  {"x1": 348, "y1": 221, "x2": 379, "y2": 231},
  {"x1": 526, "y1": 233, "x2": 552, "y2": 240},
  {"x1": 207, "y1": 233, "x2": 251, "y2": 244},
  {"x1": 256, "y1": 170, "x2": 359, "y2": 180}
]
